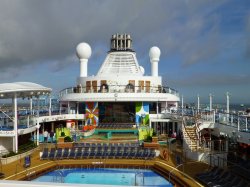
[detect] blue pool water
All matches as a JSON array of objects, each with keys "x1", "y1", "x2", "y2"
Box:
[{"x1": 32, "y1": 168, "x2": 173, "y2": 186}]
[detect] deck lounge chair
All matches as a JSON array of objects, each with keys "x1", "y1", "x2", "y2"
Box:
[
  {"x1": 148, "y1": 150, "x2": 156, "y2": 159},
  {"x1": 48, "y1": 148, "x2": 56, "y2": 160},
  {"x1": 224, "y1": 176, "x2": 244, "y2": 187},
  {"x1": 41, "y1": 148, "x2": 49, "y2": 160},
  {"x1": 68, "y1": 148, "x2": 76, "y2": 159},
  {"x1": 89, "y1": 147, "x2": 96, "y2": 158},
  {"x1": 231, "y1": 180, "x2": 250, "y2": 187},
  {"x1": 202, "y1": 170, "x2": 228, "y2": 183},
  {"x1": 115, "y1": 150, "x2": 123, "y2": 158},
  {"x1": 109, "y1": 150, "x2": 116, "y2": 159},
  {"x1": 82, "y1": 149, "x2": 90, "y2": 158},
  {"x1": 121, "y1": 151, "x2": 127, "y2": 158},
  {"x1": 196, "y1": 167, "x2": 218, "y2": 178},
  {"x1": 96, "y1": 149, "x2": 103, "y2": 158},
  {"x1": 197, "y1": 168, "x2": 223, "y2": 180},
  {"x1": 207, "y1": 171, "x2": 232, "y2": 187},
  {"x1": 55, "y1": 148, "x2": 62, "y2": 159},
  {"x1": 75, "y1": 148, "x2": 83, "y2": 159},
  {"x1": 62, "y1": 148, "x2": 69, "y2": 159},
  {"x1": 85, "y1": 143, "x2": 90, "y2": 147}
]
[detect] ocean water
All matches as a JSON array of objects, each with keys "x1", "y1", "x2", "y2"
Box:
[{"x1": 188, "y1": 103, "x2": 250, "y2": 112}]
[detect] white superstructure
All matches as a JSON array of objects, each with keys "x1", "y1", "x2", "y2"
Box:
[{"x1": 61, "y1": 34, "x2": 179, "y2": 106}]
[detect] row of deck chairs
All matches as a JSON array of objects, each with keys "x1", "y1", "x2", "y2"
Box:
[
  {"x1": 196, "y1": 167, "x2": 250, "y2": 187},
  {"x1": 97, "y1": 123, "x2": 134, "y2": 129},
  {"x1": 41, "y1": 147, "x2": 156, "y2": 160},
  {"x1": 73, "y1": 142, "x2": 140, "y2": 148}
]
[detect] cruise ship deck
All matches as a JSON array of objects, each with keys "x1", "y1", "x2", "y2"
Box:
[{"x1": 0, "y1": 34, "x2": 249, "y2": 187}]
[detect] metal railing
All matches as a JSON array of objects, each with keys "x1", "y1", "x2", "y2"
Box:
[
  {"x1": 59, "y1": 85, "x2": 179, "y2": 97},
  {"x1": 169, "y1": 108, "x2": 250, "y2": 133}
]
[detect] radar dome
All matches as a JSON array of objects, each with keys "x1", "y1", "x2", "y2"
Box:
[
  {"x1": 76, "y1": 42, "x2": 92, "y2": 59},
  {"x1": 149, "y1": 46, "x2": 161, "y2": 60}
]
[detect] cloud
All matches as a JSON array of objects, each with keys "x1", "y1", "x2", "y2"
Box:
[
  {"x1": 245, "y1": 13, "x2": 250, "y2": 59},
  {"x1": 0, "y1": 0, "x2": 249, "y2": 104},
  {"x1": 0, "y1": 0, "x2": 228, "y2": 72},
  {"x1": 166, "y1": 73, "x2": 250, "y2": 88}
]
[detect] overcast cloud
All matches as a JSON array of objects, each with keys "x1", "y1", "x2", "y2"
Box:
[{"x1": 0, "y1": 0, "x2": 249, "y2": 103}]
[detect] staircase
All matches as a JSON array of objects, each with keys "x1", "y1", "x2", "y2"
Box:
[
  {"x1": 183, "y1": 126, "x2": 199, "y2": 151},
  {"x1": 182, "y1": 116, "x2": 201, "y2": 151}
]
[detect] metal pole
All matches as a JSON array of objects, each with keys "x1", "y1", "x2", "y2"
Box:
[
  {"x1": 68, "y1": 101, "x2": 70, "y2": 114},
  {"x1": 36, "y1": 97, "x2": 40, "y2": 146},
  {"x1": 181, "y1": 95, "x2": 184, "y2": 116},
  {"x1": 246, "y1": 118, "x2": 248, "y2": 131},
  {"x1": 77, "y1": 102, "x2": 79, "y2": 115},
  {"x1": 197, "y1": 94, "x2": 200, "y2": 113},
  {"x1": 157, "y1": 100, "x2": 159, "y2": 119},
  {"x1": 226, "y1": 92, "x2": 230, "y2": 114},
  {"x1": 209, "y1": 94, "x2": 213, "y2": 112},
  {"x1": 13, "y1": 93, "x2": 18, "y2": 153},
  {"x1": 49, "y1": 97, "x2": 52, "y2": 116},
  {"x1": 30, "y1": 98, "x2": 33, "y2": 115}
]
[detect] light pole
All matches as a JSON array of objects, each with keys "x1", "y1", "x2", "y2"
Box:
[
  {"x1": 181, "y1": 95, "x2": 184, "y2": 116},
  {"x1": 226, "y1": 92, "x2": 230, "y2": 114},
  {"x1": 197, "y1": 94, "x2": 200, "y2": 113},
  {"x1": 209, "y1": 94, "x2": 213, "y2": 112}
]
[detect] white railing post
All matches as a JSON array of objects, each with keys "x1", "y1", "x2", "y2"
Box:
[
  {"x1": 49, "y1": 97, "x2": 52, "y2": 116},
  {"x1": 246, "y1": 117, "x2": 248, "y2": 131},
  {"x1": 181, "y1": 95, "x2": 184, "y2": 117},
  {"x1": 209, "y1": 93, "x2": 213, "y2": 111},
  {"x1": 213, "y1": 110, "x2": 215, "y2": 123},
  {"x1": 237, "y1": 115, "x2": 240, "y2": 131},
  {"x1": 197, "y1": 94, "x2": 200, "y2": 113},
  {"x1": 27, "y1": 116, "x2": 29, "y2": 128}
]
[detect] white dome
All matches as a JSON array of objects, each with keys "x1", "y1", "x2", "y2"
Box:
[
  {"x1": 139, "y1": 66, "x2": 145, "y2": 75},
  {"x1": 76, "y1": 42, "x2": 92, "y2": 59},
  {"x1": 149, "y1": 46, "x2": 161, "y2": 60}
]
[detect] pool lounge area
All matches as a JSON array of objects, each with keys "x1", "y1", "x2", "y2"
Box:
[{"x1": 1, "y1": 144, "x2": 205, "y2": 187}]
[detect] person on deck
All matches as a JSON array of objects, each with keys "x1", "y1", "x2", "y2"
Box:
[
  {"x1": 50, "y1": 131, "x2": 54, "y2": 143},
  {"x1": 171, "y1": 131, "x2": 177, "y2": 138},
  {"x1": 43, "y1": 130, "x2": 48, "y2": 143}
]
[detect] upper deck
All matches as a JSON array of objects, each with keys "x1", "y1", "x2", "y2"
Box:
[{"x1": 59, "y1": 84, "x2": 179, "y2": 102}]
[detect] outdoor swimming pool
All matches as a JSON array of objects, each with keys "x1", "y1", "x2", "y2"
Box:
[{"x1": 32, "y1": 168, "x2": 173, "y2": 186}]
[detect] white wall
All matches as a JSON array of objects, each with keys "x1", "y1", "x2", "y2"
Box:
[
  {"x1": 60, "y1": 92, "x2": 180, "y2": 102},
  {"x1": 0, "y1": 137, "x2": 13, "y2": 154}
]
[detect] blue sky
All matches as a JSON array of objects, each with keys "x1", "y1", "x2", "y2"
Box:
[{"x1": 0, "y1": 0, "x2": 249, "y2": 104}]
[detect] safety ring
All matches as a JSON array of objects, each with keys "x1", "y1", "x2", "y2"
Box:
[{"x1": 163, "y1": 149, "x2": 168, "y2": 160}]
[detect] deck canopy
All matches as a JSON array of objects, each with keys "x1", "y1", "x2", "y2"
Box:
[{"x1": 0, "y1": 82, "x2": 51, "y2": 99}]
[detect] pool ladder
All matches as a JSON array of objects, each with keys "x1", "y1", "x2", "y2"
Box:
[
  {"x1": 135, "y1": 172, "x2": 144, "y2": 186},
  {"x1": 52, "y1": 170, "x2": 64, "y2": 183}
]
